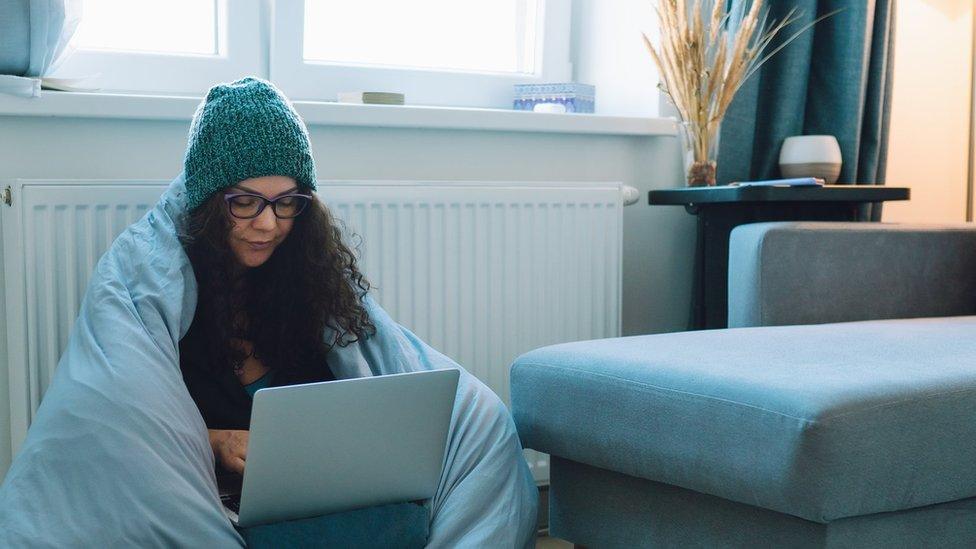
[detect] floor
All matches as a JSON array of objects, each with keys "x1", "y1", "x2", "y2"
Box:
[
  {"x1": 536, "y1": 535, "x2": 573, "y2": 548},
  {"x1": 536, "y1": 484, "x2": 573, "y2": 547}
]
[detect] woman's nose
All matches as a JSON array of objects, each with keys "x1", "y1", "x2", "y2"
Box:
[{"x1": 252, "y1": 205, "x2": 278, "y2": 231}]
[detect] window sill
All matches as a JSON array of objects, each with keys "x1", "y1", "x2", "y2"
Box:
[{"x1": 0, "y1": 91, "x2": 677, "y2": 137}]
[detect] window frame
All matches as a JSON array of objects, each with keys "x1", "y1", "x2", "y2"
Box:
[
  {"x1": 47, "y1": 0, "x2": 573, "y2": 108},
  {"x1": 269, "y1": 0, "x2": 573, "y2": 107},
  {"x1": 49, "y1": 0, "x2": 266, "y2": 96}
]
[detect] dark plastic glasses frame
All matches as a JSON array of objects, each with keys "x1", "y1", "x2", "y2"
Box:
[{"x1": 223, "y1": 192, "x2": 311, "y2": 219}]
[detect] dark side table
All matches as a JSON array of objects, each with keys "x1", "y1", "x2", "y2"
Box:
[{"x1": 649, "y1": 185, "x2": 910, "y2": 330}]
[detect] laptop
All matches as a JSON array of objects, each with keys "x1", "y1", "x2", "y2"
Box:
[{"x1": 219, "y1": 368, "x2": 460, "y2": 527}]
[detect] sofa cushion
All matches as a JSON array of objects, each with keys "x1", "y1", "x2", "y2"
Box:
[{"x1": 511, "y1": 316, "x2": 976, "y2": 522}]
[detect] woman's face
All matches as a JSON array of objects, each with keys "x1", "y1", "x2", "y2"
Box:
[{"x1": 226, "y1": 175, "x2": 299, "y2": 268}]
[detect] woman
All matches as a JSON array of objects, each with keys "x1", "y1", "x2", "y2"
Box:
[
  {"x1": 176, "y1": 78, "x2": 375, "y2": 474},
  {"x1": 171, "y1": 79, "x2": 535, "y2": 549}
]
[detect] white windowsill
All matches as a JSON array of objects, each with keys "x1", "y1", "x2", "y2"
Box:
[{"x1": 0, "y1": 91, "x2": 677, "y2": 137}]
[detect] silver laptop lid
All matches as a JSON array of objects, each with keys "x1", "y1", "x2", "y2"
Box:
[{"x1": 236, "y1": 368, "x2": 459, "y2": 527}]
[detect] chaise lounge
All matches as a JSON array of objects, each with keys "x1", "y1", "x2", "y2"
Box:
[{"x1": 512, "y1": 222, "x2": 976, "y2": 547}]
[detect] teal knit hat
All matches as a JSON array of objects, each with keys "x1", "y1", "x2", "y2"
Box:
[{"x1": 183, "y1": 77, "x2": 317, "y2": 211}]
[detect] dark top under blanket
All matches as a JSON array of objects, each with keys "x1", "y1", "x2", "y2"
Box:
[{"x1": 179, "y1": 332, "x2": 335, "y2": 431}]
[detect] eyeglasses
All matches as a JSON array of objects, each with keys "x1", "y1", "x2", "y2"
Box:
[{"x1": 223, "y1": 192, "x2": 311, "y2": 219}]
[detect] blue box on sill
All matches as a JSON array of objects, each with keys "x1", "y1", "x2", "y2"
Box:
[{"x1": 513, "y1": 83, "x2": 595, "y2": 114}]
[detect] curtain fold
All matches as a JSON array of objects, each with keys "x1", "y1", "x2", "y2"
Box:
[{"x1": 718, "y1": 0, "x2": 896, "y2": 219}]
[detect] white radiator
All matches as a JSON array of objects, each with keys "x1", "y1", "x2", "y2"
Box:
[{"x1": 2, "y1": 179, "x2": 624, "y2": 480}]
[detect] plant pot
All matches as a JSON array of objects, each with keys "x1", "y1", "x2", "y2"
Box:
[{"x1": 779, "y1": 135, "x2": 843, "y2": 183}]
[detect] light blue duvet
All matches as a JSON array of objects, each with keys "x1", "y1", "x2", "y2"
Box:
[{"x1": 0, "y1": 175, "x2": 538, "y2": 547}]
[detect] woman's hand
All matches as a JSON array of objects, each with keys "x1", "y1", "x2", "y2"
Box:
[{"x1": 209, "y1": 429, "x2": 249, "y2": 475}]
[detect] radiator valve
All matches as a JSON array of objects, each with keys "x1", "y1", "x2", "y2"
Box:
[{"x1": 622, "y1": 185, "x2": 640, "y2": 206}]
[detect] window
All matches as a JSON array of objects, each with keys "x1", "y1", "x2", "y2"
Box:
[
  {"x1": 274, "y1": 0, "x2": 571, "y2": 107},
  {"x1": 52, "y1": 0, "x2": 263, "y2": 95},
  {"x1": 72, "y1": 0, "x2": 218, "y2": 55},
  {"x1": 303, "y1": 1, "x2": 538, "y2": 74},
  {"x1": 50, "y1": 0, "x2": 572, "y2": 109}
]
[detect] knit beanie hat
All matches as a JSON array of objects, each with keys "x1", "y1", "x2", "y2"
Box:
[{"x1": 182, "y1": 77, "x2": 316, "y2": 211}]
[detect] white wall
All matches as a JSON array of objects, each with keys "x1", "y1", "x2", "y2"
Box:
[
  {"x1": 0, "y1": 232, "x2": 5, "y2": 481},
  {"x1": 884, "y1": 0, "x2": 973, "y2": 223},
  {"x1": 571, "y1": 0, "x2": 661, "y2": 117},
  {"x1": 0, "y1": 113, "x2": 693, "y2": 479}
]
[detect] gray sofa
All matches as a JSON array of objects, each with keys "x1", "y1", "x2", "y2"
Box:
[{"x1": 512, "y1": 222, "x2": 976, "y2": 548}]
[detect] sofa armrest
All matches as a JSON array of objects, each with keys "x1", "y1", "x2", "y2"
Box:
[{"x1": 728, "y1": 222, "x2": 976, "y2": 327}]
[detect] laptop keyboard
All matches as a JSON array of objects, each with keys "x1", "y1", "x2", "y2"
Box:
[{"x1": 221, "y1": 493, "x2": 241, "y2": 514}]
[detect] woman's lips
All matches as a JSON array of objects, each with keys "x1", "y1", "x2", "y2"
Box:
[{"x1": 246, "y1": 240, "x2": 274, "y2": 251}]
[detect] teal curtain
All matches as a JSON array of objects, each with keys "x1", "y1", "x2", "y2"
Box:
[{"x1": 717, "y1": 0, "x2": 896, "y2": 218}]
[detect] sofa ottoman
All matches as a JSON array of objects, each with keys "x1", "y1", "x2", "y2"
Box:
[{"x1": 511, "y1": 316, "x2": 976, "y2": 548}]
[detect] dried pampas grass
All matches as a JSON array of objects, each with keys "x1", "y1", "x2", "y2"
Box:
[{"x1": 643, "y1": 0, "x2": 835, "y2": 186}]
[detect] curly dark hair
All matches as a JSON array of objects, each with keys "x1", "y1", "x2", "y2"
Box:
[{"x1": 180, "y1": 191, "x2": 374, "y2": 376}]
